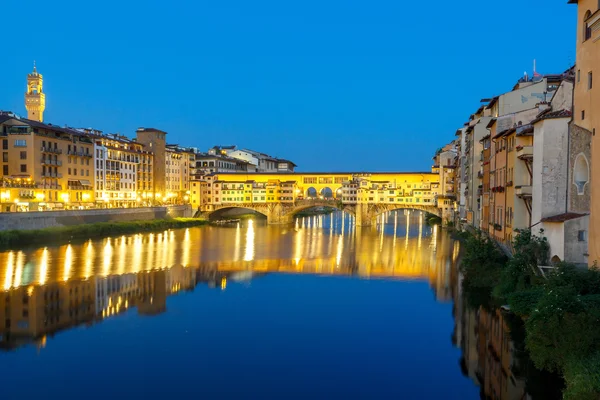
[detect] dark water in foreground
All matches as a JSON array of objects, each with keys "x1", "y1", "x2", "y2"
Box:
[{"x1": 0, "y1": 211, "x2": 550, "y2": 399}]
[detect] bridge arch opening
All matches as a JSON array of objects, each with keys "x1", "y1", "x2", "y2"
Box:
[
  {"x1": 320, "y1": 187, "x2": 334, "y2": 199},
  {"x1": 306, "y1": 187, "x2": 318, "y2": 199},
  {"x1": 207, "y1": 207, "x2": 267, "y2": 222}
]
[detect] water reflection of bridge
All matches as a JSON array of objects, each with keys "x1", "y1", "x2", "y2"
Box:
[{"x1": 0, "y1": 213, "x2": 460, "y2": 351}]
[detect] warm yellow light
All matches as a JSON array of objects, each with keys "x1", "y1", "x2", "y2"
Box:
[
  {"x1": 35, "y1": 193, "x2": 45, "y2": 201},
  {"x1": 185, "y1": 190, "x2": 190, "y2": 195},
  {"x1": 27, "y1": 286, "x2": 34, "y2": 296},
  {"x1": 61, "y1": 193, "x2": 69, "y2": 202},
  {"x1": 136, "y1": 197, "x2": 142, "y2": 203},
  {"x1": 184, "y1": 195, "x2": 189, "y2": 201},
  {"x1": 13, "y1": 199, "x2": 19, "y2": 204},
  {"x1": 82, "y1": 193, "x2": 90, "y2": 201}
]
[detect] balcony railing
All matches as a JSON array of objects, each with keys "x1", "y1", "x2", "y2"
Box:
[
  {"x1": 41, "y1": 146, "x2": 63, "y2": 154},
  {"x1": 41, "y1": 158, "x2": 63, "y2": 166},
  {"x1": 41, "y1": 172, "x2": 63, "y2": 178},
  {"x1": 37, "y1": 183, "x2": 62, "y2": 190},
  {"x1": 1, "y1": 181, "x2": 36, "y2": 189},
  {"x1": 67, "y1": 150, "x2": 92, "y2": 157}
]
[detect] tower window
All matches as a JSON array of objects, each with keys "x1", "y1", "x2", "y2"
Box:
[
  {"x1": 589, "y1": 71, "x2": 593, "y2": 90},
  {"x1": 578, "y1": 69, "x2": 581, "y2": 83},
  {"x1": 582, "y1": 110, "x2": 586, "y2": 120}
]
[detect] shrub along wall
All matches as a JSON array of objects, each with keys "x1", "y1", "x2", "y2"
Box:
[{"x1": 460, "y1": 229, "x2": 600, "y2": 400}]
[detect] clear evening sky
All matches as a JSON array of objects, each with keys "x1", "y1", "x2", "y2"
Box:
[{"x1": 1, "y1": 0, "x2": 575, "y2": 172}]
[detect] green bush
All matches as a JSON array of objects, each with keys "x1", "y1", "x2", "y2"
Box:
[
  {"x1": 563, "y1": 352, "x2": 600, "y2": 400},
  {"x1": 460, "y1": 229, "x2": 600, "y2": 399}
]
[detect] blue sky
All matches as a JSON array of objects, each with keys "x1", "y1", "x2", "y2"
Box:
[{"x1": 1, "y1": 0, "x2": 576, "y2": 172}]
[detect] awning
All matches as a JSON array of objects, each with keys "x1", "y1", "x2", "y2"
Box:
[{"x1": 78, "y1": 180, "x2": 92, "y2": 186}]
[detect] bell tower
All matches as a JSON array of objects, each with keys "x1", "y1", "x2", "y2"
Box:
[{"x1": 25, "y1": 62, "x2": 46, "y2": 122}]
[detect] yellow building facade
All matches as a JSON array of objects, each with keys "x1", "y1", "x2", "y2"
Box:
[{"x1": 0, "y1": 114, "x2": 95, "y2": 211}]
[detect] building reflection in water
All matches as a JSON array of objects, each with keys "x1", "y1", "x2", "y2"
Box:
[
  {"x1": 0, "y1": 210, "x2": 455, "y2": 352},
  {"x1": 452, "y1": 260, "x2": 563, "y2": 399}
]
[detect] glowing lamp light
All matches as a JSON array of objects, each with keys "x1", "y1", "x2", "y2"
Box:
[
  {"x1": 82, "y1": 193, "x2": 90, "y2": 201},
  {"x1": 35, "y1": 193, "x2": 45, "y2": 201},
  {"x1": 184, "y1": 195, "x2": 189, "y2": 201},
  {"x1": 61, "y1": 193, "x2": 70, "y2": 203}
]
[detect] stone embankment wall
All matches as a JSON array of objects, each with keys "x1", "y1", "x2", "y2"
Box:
[{"x1": 0, "y1": 205, "x2": 193, "y2": 231}]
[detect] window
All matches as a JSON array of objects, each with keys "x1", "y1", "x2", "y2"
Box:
[
  {"x1": 578, "y1": 230, "x2": 587, "y2": 242},
  {"x1": 578, "y1": 69, "x2": 581, "y2": 83},
  {"x1": 20, "y1": 164, "x2": 26, "y2": 173},
  {"x1": 589, "y1": 71, "x2": 593, "y2": 90},
  {"x1": 582, "y1": 110, "x2": 586, "y2": 120},
  {"x1": 2, "y1": 166, "x2": 7, "y2": 175},
  {"x1": 574, "y1": 153, "x2": 590, "y2": 195},
  {"x1": 20, "y1": 151, "x2": 26, "y2": 160},
  {"x1": 2, "y1": 153, "x2": 7, "y2": 162},
  {"x1": 14, "y1": 139, "x2": 26, "y2": 147},
  {"x1": 2, "y1": 140, "x2": 7, "y2": 150},
  {"x1": 584, "y1": 11, "x2": 592, "y2": 41}
]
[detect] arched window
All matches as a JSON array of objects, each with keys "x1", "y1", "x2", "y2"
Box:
[
  {"x1": 574, "y1": 153, "x2": 590, "y2": 195},
  {"x1": 584, "y1": 11, "x2": 592, "y2": 41}
]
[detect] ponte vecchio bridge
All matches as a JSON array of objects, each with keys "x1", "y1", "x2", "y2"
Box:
[{"x1": 196, "y1": 172, "x2": 452, "y2": 226}]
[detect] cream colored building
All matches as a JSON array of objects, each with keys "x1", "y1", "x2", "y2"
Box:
[{"x1": 84, "y1": 131, "x2": 153, "y2": 207}]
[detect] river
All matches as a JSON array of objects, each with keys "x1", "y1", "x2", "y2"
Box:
[{"x1": 0, "y1": 211, "x2": 556, "y2": 399}]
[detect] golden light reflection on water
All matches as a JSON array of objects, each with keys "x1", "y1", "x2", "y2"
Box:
[{"x1": 0, "y1": 212, "x2": 459, "y2": 350}]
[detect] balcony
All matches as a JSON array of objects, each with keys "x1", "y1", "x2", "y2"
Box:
[
  {"x1": 41, "y1": 172, "x2": 63, "y2": 178},
  {"x1": 41, "y1": 146, "x2": 63, "y2": 154},
  {"x1": 37, "y1": 183, "x2": 62, "y2": 190},
  {"x1": 516, "y1": 146, "x2": 533, "y2": 160},
  {"x1": 515, "y1": 185, "x2": 532, "y2": 198},
  {"x1": 68, "y1": 150, "x2": 92, "y2": 157},
  {"x1": 40, "y1": 158, "x2": 63, "y2": 166},
  {"x1": 477, "y1": 171, "x2": 484, "y2": 179}
]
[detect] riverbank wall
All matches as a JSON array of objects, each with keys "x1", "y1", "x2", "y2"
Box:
[{"x1": 0, "y1": 205, "x2": 192, "y2": 231}]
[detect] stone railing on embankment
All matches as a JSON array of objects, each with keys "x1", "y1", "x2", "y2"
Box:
[{"x1": 0, "y1": 204, "x2": 193, "y2": 231}]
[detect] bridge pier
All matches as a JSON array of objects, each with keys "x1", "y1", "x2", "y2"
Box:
[
  {"x1": 355, "y1": 203, "x2": 376, "y2": 227},
  {"x1": 266, "y1": 203, "x2": 294, "y2": 225}
]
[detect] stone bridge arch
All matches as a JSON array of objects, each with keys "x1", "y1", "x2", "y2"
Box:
[
  {"x1": 203, "y1": 206, "x2": 269, "y2": 221},
  {"x1": 202, "y1": 202, "x2": 440, "y2": 227}
]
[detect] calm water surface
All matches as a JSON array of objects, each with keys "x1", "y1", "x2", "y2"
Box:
[{"x1": 0, "y1": 211, "x2": 537, "y2": 399}]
